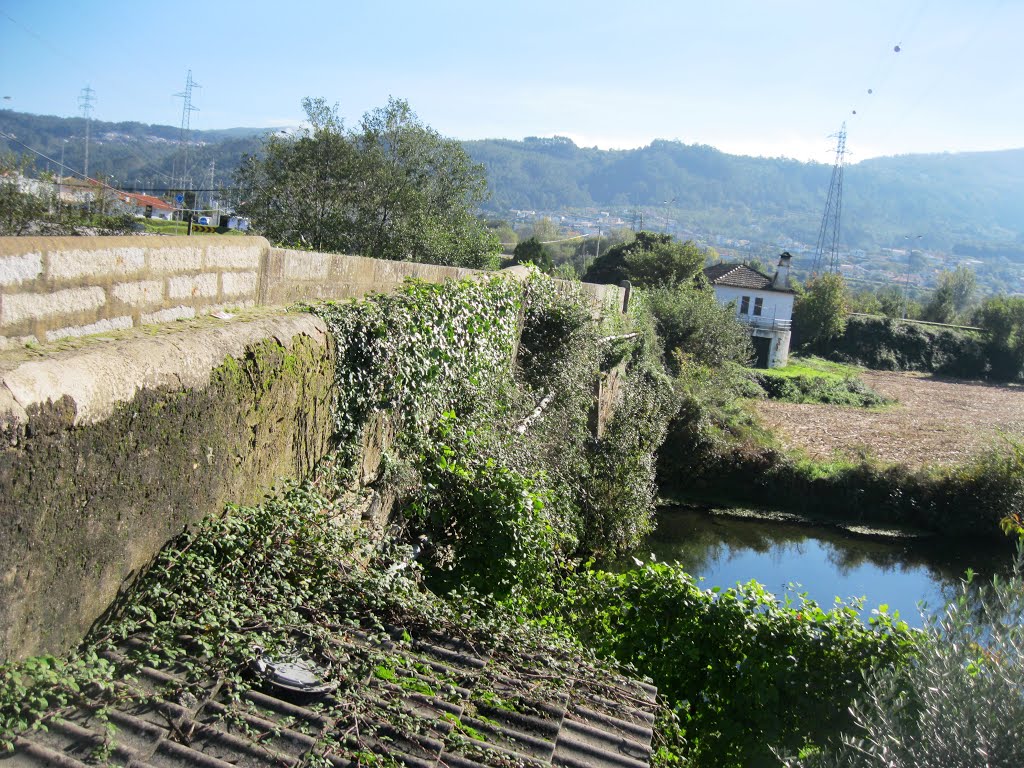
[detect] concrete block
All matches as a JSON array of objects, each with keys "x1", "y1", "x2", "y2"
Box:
[
  {"x1": 0, "y1": 287, "x2": 106, "y2": 326},
  {"x1": 112, "y1": 280, "x2": 164, "y2": 307},
  {"x1": 167, "y1": 273, "x2": 218, "y2": 300},
  {"x1": 205, "y1": 244, "x2": 261, "y2": 270},
  {"x1": 48, "y1": 247, "x2": 145, "y2": 280},
  {"x1": 221, "y1": 271, "x2": 258, "y2": 297},
  {"x1": 45, "y1": 316, "x2": 134, "y2": 342},
  {"x1": 0, "y1": 252, "x2": 43, "y2": 286},
  {"x1": 149, "y1": 246, "x2": 203, "y2": 272},
  {"x1": 283, "y1": 250, "x2": 330, "y2": 280},
  {"x1": 142, "y1": 305, "x2": 196, "y2": 324}
]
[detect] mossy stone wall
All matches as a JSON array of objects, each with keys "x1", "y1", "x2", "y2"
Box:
[{"x1": 0, "y1": 330, "x2": 335, "y2": 661}]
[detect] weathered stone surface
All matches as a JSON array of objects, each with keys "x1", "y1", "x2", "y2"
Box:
[
  {"x1": 0, "y1": 252, "x2": 43, "y2": 286},
  {"x1": 48, "y1": 247, "x2": 145, "y2": 280},
  {"x1": 148, "y1": 245, "x2": 203, "y2": 272},
  {"x1": 45, "y1": 315, "x2": 134, "y2": 342},
  {"x1": 222, "y1": 270, "x2": 258, "y2": 297},
  {"x1": 0, "y1": 316, "x2": 335, "y2": 661},
  {"x1": 1, "y1": 314, "x2": 327, "y2": 427},
  {"x1": 111, "y1": 279, "x2": 164, "y2": 307},
  {"x1": 206, "y1": 243, "x2": 261, "y2": 269},
  {"x1": 142, "y1": 305, "x2": 195, "y2": 324},
  {"x1": 0, "y1": 286, "x2": 106, "y2": 325},
  {"x1": 167, "y1": 272, "x2": 218, "y2": 300}
]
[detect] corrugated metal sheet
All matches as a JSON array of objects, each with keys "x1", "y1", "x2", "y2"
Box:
[{"x1": 11, "y1": 622, "x2": 657, "y2": 768}]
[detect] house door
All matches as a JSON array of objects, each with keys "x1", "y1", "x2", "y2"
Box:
[{"x1": 752, "y1": 336, "x2": 771, "y2": 368}]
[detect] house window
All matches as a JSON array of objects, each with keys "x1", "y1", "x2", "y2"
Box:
[
  {"x1": 753, "y1": 297, "x2": 763, "y2": 316},
  {"x1": 739, "y1": 296, "x2": 750, "y2": 315}
]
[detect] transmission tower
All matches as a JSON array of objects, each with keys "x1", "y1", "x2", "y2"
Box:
[
  {"x1": 78, "y1": 85, "x2": 95, "y2": 181},
  {"x1": 173, "y1": 70, "x2": 201, "y2": 200},
  {"x1": 811, "y1": 122, "x2": 847, "y2": 275}
]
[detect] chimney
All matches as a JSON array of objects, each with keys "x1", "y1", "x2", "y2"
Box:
[{"x1": 773, "y1": 252, "x2": 792, "y2": 288}]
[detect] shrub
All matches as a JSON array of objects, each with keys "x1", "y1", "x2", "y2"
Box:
[
  {"x1": 795, "y1": 544, "x2": 1024, "y2": 768},
  {"x1": 561, "y1": 562, "x2": 916, "y2": 768}
]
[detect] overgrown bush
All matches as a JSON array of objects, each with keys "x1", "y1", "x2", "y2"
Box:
[
  {"x1": 558, "y1": 562, "x2": 916, "y2": 768},
  {"x1": 795, "y1": 544, "x2": 1024, "y2": 768},
  {"x1": 645, "y1": 282, "x2": 754, "y2": 370},
  {"x1": 746, "y1": 363, "x2": 890, "y2": 408},
  {"x1": 827, "y1": 316, "x2": 988, "y2": 379}
]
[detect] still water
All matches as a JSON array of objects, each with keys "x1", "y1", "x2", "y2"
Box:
[{"x1": 624, "y1": 506, "x2": 1015, "y2": 627}]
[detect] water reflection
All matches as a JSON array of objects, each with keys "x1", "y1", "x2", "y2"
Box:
[{"x1": 617, "y1": 506, "x2": 1015, "y2": 627}]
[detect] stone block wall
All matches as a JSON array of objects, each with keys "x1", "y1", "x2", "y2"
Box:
[
  {"x1": 0, "y1": 315, "x2": 335, "y2": 660},
  {"x1": 0, "y1": 236, "x2": 629, "y2": 350},
  {"x1": 261, "y1": 247, "x2": 480, "y2": 305},
  {"x1": 0, "y1": 236, "x2": 265, "y2": 349}
]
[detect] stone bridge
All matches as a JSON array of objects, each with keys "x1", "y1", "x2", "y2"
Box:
[{"x1": 0, "y1": 236, "x2": 629, "y2": 661}]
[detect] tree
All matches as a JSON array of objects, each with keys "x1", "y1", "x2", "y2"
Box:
[
  {"x1": 0, "y1": 153, "x2": 48, "y2": 235},
  {"x1": 645, "y1": 282, "x2": 753, "y2": 369},
  {"x1": 234, "y1": 98, "x2": 499, "y2": 268},
  {"x1": 793, "y1": 273, "x2": 850, "y2": 351},
  {"x1": 582, "y1": 231, "x2": 707, "y2": 287},
  {"x1": 975, "y1": 295, "x2": 1024, "y2": 381},
  {"x1": 511, "y1": 237, "x2": 553, "y2": 273},
  {"x1": 922, "y1": 265, "x2": 977, "y2": 324}
]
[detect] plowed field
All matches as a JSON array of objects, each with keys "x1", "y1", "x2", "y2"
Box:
[{"x1": 751, "y1": 370, "x2": 1024, "y2": 468}]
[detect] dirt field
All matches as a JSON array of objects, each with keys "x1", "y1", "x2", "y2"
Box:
[{"x1": 751, "y1": 370, "x2": 1024, "y2": 468}]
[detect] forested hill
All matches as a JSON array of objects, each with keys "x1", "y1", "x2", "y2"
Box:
[
  {"x1": 464, "y1": 136, "x2": 1024, "y2": 253},
  {"x1": 2, "y1": 110, "x2": 1023, "y2": 255}
]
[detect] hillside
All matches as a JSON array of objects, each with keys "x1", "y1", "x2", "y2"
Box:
[
  {"x1": 464, "y1": 136, "x2": 1024, "y2": 255},
  {"x1": 3, "y1": 110, "x2": 1023, "y2": 260}
]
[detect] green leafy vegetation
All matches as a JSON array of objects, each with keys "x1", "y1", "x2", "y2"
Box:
[
  {"x1": 746, "y1": 357, "x2": 891, "y2": 408},
  {"x1": 233, "y1": 97, "x2": 499, "y2": 268},
  {"x1": 793, "y1": 543, "x2": 1024, "y2": 768},
  {"x1": 659, "y1": 357, "x2": 1024, "y2": 539},
  {"x1": 793, "y1": 273, "x2": 850, "y2": 353},
  {"x1": 552, "y1": 562, "x2": 915, "y2": 768},
  {"x1": 825, "y1": 315, "x2": 989, "y2": 378}
]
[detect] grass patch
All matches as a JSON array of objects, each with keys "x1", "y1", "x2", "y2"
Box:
[
  {"x1": 140, "y1": 219, "x2": 246, "y2": 236},
  {"x1": 746, "y1": 355, "x2": 891, "y2": 408}
]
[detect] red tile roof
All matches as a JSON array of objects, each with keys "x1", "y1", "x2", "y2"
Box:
[{"x1": 704, "y1": 262, "x2": 793, "y2": 293}]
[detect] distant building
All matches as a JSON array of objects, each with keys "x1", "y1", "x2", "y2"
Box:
[
  {"x1": 704, "y1": 252, "x2": 796, "y2": 368},
  {"x1": 118, "y1": 192, "x2": 175, "y2": 221}
]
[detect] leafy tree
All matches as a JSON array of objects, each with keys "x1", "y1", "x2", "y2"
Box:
[
  {"x1": 922, "y1": 265, "x2": 977, "y2": 324},
  {"x1": 0, "y1": 153, "x2": 49, "y2": 235},
  {"x1": 876, "y1": 284, "x2": 909, "y2": 318},
  {"x1": 793, "y1": 273, "x2": 850, "y2": 352},
  {"x1": 511, "y1": 236, "x2": 553, "y2": 273},
  {"x1": 583, "y1": 231, "x2": 707, "y2": 287},
  {"x1": 645, "y1": 282, "x2": 753, "y2": 369},
  {"x1": 234, "y1": 98, "x2": 499, "y2": 268},
  {"x1": 975, "y1": 295, "x2": 1024, "y2": 380}
]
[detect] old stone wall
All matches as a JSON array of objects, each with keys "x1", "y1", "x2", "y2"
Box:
[
  {"x1": 0, "y1": 237, "x2": 629, "y2": 349},
  {"x1": 0, "y1": 236, "x2": 630, "y2": 661},
  {"x1": 0, "y1": 236, "x2": 265, "y2": 349},
  {"x1": 0, "y1": 314, "x2": 334, "y2": 660}
]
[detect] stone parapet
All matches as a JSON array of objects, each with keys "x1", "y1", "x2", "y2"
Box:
[{"x1": 0, "y1": 236, "x2": 271, "y2": 348}]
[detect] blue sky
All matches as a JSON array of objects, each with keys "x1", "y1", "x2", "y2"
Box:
[{"x1": 2, "y1": 0, "x2": 1021, "y2": 163}]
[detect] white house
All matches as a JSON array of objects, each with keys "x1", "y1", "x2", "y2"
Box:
[
  {"x1": 703, "y1": 252, "x2": 795, "y2": 368},
  {"x1": 118, "y1": 192, "x2": 176, "y2": 221}
]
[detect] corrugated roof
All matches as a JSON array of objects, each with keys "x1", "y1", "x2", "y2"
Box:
[
  {"x1": 704, "y1": 263, "x2": 793, "y2": 292},
  {"x1": 12, "y1": 622, "x2": 658, "y2": 767}
]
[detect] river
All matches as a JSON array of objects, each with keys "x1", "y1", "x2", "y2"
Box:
[{"x1": 624, "y1": 505, "x2": 1017, "y2": 627}]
